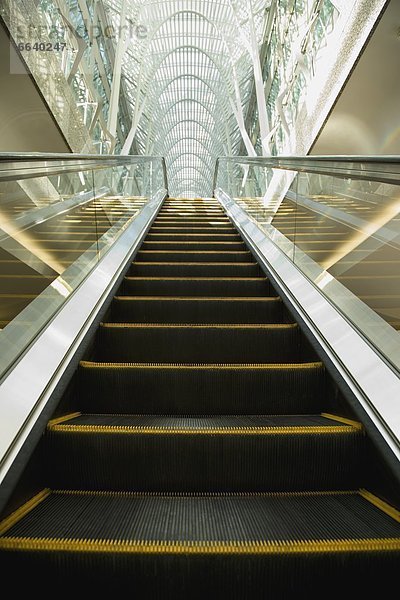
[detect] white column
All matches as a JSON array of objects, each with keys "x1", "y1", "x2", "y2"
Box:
[
  {"x1": 121, "y1": 98, "x2": 147, "y2": 155},
  {"x1": 248, "y1": 0, "x2": 270, "y2": 156},
  {"x1": 107, "y1": 0, "x2": 128, "y2": 149}
]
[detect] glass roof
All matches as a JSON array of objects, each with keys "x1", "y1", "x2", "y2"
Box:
[{"x1": 104, "y1": 0, "x2": 271, "y2": 197}]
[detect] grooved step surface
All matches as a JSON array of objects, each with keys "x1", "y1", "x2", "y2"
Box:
[
  {"x1": 153, "y1": 219, "x2": 230, "y2": 224},
  {"x1": 121, "y1": 277, "x2": 271, "y2": 297},
  {"x1": 95, "y1": 323, "x2": 306, "y2": 363},
  {"x1": 2, "y1": 490, "x2": 400, "y2": 542},
  {"x1": 77, "y1": 361, "x2": 328, "y2": 415},
  {"x1": 146, "y1": 234, "x2": 242, "y2": 241},
  {"x1": 148, "y1": 227, "x2": 236, "y2": 234},
  {"x1": 129, "y1": 262, "x2": 262, "y2": 277},
  {"x1": 48, "y1": 413, "x2": 357, "y2": 431},
  {"x1": 43, "y1": 414, "x2": 364, "y2": 491},
  {"x1": 141, "y1": 241, "x2": 247, "y2": 251},
  {"x1": 136, "y1": 251, "x2": 252, "y2": 262},
  {"x1": 110, "y1": 297, "x2": 287, "y2": 324}
]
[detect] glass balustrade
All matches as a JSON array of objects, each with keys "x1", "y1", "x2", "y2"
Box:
[
  {"x1": 215, "y1": 156, "x2": 400, "y2": 371},
  {"x1": 0, "y1": 153, "x2": 167, "y2": 378}
]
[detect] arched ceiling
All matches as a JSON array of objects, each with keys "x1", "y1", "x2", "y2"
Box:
[{"x1": 104, "y1": 0, "x2": 271, "y2": 197}]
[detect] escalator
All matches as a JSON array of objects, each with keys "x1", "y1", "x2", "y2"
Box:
[{"x1": 0, "y1": 198, "x2": 399, "y2": 594}]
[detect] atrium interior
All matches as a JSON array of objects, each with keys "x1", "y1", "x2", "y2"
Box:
[{"x1": 0, "y1": 0, "x2": 399, "y2": 593}]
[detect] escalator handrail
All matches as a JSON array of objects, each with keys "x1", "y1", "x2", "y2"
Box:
[
  {"x1": 213, "y1": 155, "x2": 400, "y2": 191},
  {"x1": 0, "y1": 153, "x2": 169, "y2": 193}
]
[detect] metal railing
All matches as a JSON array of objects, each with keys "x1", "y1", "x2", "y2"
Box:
[
  {"x1": 213, "y1": 155, "x2": 400, "y2": 192},
  {"x1": 0, "y1": 153, "x2": 169, "y2": 190}
]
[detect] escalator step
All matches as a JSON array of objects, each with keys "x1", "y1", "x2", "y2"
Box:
[
  {"x1": 44, "y1": 414, "x2": 364, "y2": 491},
  {"x1": 136, "y1": 251, "x2": 253, "y2": 262},
  {"x1": 77, "y1": 361, "x2": 328, "y2": 415},
  {"x1": 155, "y1": 213, "x2": 228, "y2": 217},
  {"x1": 110, "y1": 297, "x2": 287, "y2": 324},
  {"x1": 94, "y1": 323, "x2": 307, "y2": 363},
  {"x1": 145, "y1": 233, "x2": 242, "y2": 241},
  {"x1": 1, "y1": 490, "x2": 399, "y2": 593},
  {"x1": 157, "y1": 213, "x2": 226, "y2": 219},
  {"x1": 129, "y1": 262, "x2": 262, "y2": 277},
  {"x1": 152, "y1": 220, "x2": 230, "y2": 225},
  {"x1": 120, "y1": 277, "x2": 271, "y2": 297},
  {"x1": 141, "y1": 241, "x2": 247, "y2": 251},
  {"x1": 148, "y1": 227, "x2": 236, "y2": 234}
]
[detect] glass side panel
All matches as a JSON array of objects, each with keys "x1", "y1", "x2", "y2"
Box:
[
  {"x1": 0, "y1": 158, "x2": 166, "y2": 378},
  {"x1": 216, "y1": 158, "x2": 400, "y2": 371}
]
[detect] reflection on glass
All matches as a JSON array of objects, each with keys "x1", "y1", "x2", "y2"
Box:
[
  {"x1": 0, "y1": 157, "x2": 166, "y2": 377},
  {"x1": 216, "y1": 157, "x2": 400, "y2": 371}
]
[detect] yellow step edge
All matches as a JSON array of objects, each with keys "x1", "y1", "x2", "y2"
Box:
[
  {"x1": 1, "y1": 536, "x2": 399, "y2": 555},
  {"x1": 150, "y1": 226, "x2": 233, "y2": 229},
  {"x1": 360, "y1": 489, "x2": 400, "y2": 523},
  {"x1": 156, "y1": 214, "x2": 228, "y2": 216},
  {"x1": 114, "y1": 296, "x2": 278, "y2": 302},
  {"x1": 47, "y1": 423, "x2": 360, "y2": 436},
  {"x1": 155, "y1": 211, "x2": 227, "y2": 214},
  {"x1": 158, "y1": 210, "x2": 224, "y2": 212},
  {"x1": 159, "y1": 207, "x2": 223, "y2": 209},
  {"x1": 124, "y1": 277, "x2": 264, "y2": 281},
  {"x1": 100, "y1": 323, "x2": 297, "y2": 329},
  {"x1": 162, "y1": 208, "x2": 221, "y2": 210},
  {"x1": 150, "y1": 228, "x2": 234, "y2": 231},
  {"x1": 142, "y1": 242, "x2": 245, "y2": 245},
  {"x1": 152, "y1": 224, "x2": 231, "y2": 226},
  {"x1": 321, "y1": 413, "x2": 363, "y2": 429},
  {"x1": 149, "y1": 220, "x2": 231, "y2": 226},
  {"x1": 153, "y1": 220, "x2": 229, "y2": 222},
  {"x1": 79, "y1": 361, "x2": 323, "y2": 370},
  {"x1": 148, "y1": 233, "x2": 236, "y2": 235},
  {"x1": 47, "y1": 412, "x2": 81, "y2": 427},
  {"x1": 0, "y1": 489, "x2": 51, "y2": 536},
  {"x1": 132, "y1": 262, "x2": 257, "y2": 266},
  {"x1": 52, "y1": 489, "x2": 356, "y2": 498},
  {"x1": 157, "y1": 214, "x2": 225, "y2": 218},
  {"x1": 157, "y1": 215, "x2": 225, "y2": 217},
  {"x1": 137, "y1": 251, "x2": 251, "y2": 254}
]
